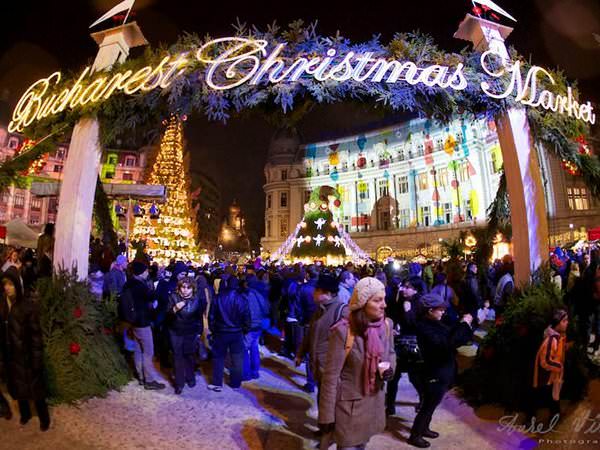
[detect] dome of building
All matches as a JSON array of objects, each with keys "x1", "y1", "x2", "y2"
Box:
[{"x1": 267, "y1": 126, "x2": 301, "y2": 165}]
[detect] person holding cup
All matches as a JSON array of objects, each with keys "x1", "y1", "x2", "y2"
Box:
[
  {"x1": 407, "y1": 293, "x2": 473, "y2": 448},
  {"x1": 318, "y1": 277, "x2": 395, "y2": 450}
]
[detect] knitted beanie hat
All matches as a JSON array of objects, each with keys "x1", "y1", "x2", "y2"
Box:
[{"x1": 349, "y1": 277, "x2": 385, "y2": 311}]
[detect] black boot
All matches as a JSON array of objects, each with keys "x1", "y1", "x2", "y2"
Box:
[
  {"x1": 407, "y1": 436, "x2": 431, "y2": 448},
  {"x1": 423, "y1": 429, "x2": 439, "y2": 439}
]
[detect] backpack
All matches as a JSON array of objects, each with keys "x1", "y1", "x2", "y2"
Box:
[{"x1": 118, "y1": 288, "x2": 137, "y2": 324}]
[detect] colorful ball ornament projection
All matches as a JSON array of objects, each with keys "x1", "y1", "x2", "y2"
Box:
[{"x1": 70, "y1": 342, "x2": 81, "y2": 355}]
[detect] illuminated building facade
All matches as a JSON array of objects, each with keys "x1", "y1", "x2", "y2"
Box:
[{"x1": 261, "y1": 118, "x2": 600, "y2": 259}]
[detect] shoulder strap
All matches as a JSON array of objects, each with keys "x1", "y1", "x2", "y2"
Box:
[
  {"x1": 344, "y1": 327, "x2": 355, "y2": 362},
  {"x1": 333, "y1": 302, "x2": 347, "y2": 324}
]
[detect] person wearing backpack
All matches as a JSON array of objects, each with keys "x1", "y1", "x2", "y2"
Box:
[
  {"x1": 119, "y1": 261, "x2": 165, "y2": 391},
  {"x1": 241, "y1": 277, "x2": 271, "y2": 380},
  {"x1": 207, "y1": 276, "x2": 251, "y2": 391},
  {"x1": 295, "y1": 273, "x2": 346, "y2": 405},
  {"x1": 296, "y1": 266, "x2": 320, "y2": 392}
]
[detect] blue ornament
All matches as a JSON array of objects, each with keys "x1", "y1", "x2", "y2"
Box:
[
  {"x1": 306, "y1": 144, "x2": 317, "y2": 159},
  {"x1": 330, "y1": 168, "x2": 339, "y2": 181},
  {"x1": 383, "y1": 170, "x2": 390, "y2": 179},
  {"x1": 357, "y1": 135, "x2": 367, "y2": 150}
]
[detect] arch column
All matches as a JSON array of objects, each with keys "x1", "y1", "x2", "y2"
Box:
[
  {"x1": 53, "y1": 23, "x2": 147, "y2": 278},
  {"x1": 455, "y1": 15, "x2": 549, "y2": 285}
]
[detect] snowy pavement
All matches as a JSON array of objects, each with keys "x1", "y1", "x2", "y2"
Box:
[{"x1": 0, "y1": 347, "x2": 541, "y2": 450}]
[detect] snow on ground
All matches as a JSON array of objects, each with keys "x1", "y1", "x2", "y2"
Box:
[{"x1": 0, "y1": 346, "x2": 538, "y2": 449}]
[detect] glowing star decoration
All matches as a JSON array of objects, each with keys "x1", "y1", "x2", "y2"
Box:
[
  {"x1": 197, "y1": 37, "x2": 469, "y2": 92},
  {"x1": 296, "y1": 236, "x2": 305, "y2": 248},
  {"x1": 480, "y1": 49, "x2": 596, "y2": 125},
  {"x1": 314, "y1": 218, "x2": 327, "y2": 230},
  {"x1": 314, "y1": 234, "x2": 325, "y2": 247}
]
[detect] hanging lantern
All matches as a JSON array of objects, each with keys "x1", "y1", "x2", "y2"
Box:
[
  {"x1": 133, "y1": 203, "x2": 145, "y2": 217},
  {"x1": 115, "y1": 203, "x2": 126, "y2": 217},
  {"x1": 149, "y1": 203, "x2": 160, "y2": 219}
]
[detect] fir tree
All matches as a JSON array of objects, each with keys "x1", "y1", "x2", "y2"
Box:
[
  {"x1": 130, "y1": 115, "x2": 199, "y2": 265},
  {"x1": 290, "y1": 186, "x2": 346, "y2": 261}
]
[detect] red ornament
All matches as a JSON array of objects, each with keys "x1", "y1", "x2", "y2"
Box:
[
  {"x1": 495, "y1": 317, "x2": 504, "y2": 327},
  {"x1": 472, "y1": 6, "x2": 482, "y2": 16},
  {"x1": 333, "y1": 199, "x2": 341, "y2": 208},
  {"x1": 450, "y1": 179, "x2": 459, "y2": 189},
  {"x1": 73, "y1": 307, "x2": 83, "y2": 319},
  {"x1": 69, "y1": 342, "x2": 81, "y2": 355},
  {"x1": 357, "y1": 154, "x2": 367, "y2": 169}
]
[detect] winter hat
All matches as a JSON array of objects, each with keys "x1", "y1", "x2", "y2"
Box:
[
  {"x1": 132, "y1": 261, "x2": 147, "y2": 276},
  {"x1": 115, "y1": 255, "x2": 127, "y2": 266},
  {"x1": 349, "y1": 277, "x2": 385, "y2": 312},
  {"x1": 420, "y1": 293, "x2": 447, "y2": 310},
  {"x1": 316, "y1": 274, "x2": 339, "y2": 294}
]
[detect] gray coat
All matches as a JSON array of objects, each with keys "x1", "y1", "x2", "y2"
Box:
[
  {"x1": 297, "y1": 298, "x2": 348, "y2": 383},
  {"x1": 319, "y1": 318, "x2": 395, "y2": 447}
]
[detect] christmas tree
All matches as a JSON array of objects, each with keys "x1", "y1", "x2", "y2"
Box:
[
  {"x1": 289, "y1": 186, "x2": 346, "y2": 262},
  {"x1": 130, "y1": 115, "x2": 199, "y2": 265}
]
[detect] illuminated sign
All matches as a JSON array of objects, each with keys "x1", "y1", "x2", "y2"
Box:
[
  {"x1": 480, "y1": 50, "x2": 596, "y2": 125},
  {"x1": 196, "y1": 37, "x2": 468, "y2": 91},
  {"x1": 8, "y1": 38, "x2": 596, "y2": 132}
]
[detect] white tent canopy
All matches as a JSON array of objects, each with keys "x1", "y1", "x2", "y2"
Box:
[{"x1": 2, "y1": 218, "x2": 39, "y2": 249}]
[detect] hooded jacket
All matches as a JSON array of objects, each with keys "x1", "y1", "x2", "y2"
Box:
[{"x1": 533, "y1": 326, "x2": 566, "y2": 400}]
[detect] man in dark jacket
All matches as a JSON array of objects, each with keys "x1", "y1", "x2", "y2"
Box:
[
  {"x1": 208, "y1": 277, "x2": 251, "y2": 391},
  {"x1": 0, "y1": 268, "x2": 50, "y2": 430},
  {"x1": 296, "y1": 266, "x2": 319, "y2": 392},
  {"x1": 295, "y1": 274, "x2": 346, "y2": 402},
  {"x1": 240, "y1": 276, "x2": 270, "y2": 380},
  {"x1": 120, "y1": 262, "x2": 165, "y2": 390},
  {"x1": 461, "y1": 263, "x2": 482, "y2": 323},
  {"x1": 408, "y1": 293, "x2": 473, "y2": 448}
]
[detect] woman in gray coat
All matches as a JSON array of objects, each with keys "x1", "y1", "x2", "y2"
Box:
[{"x1": 318, "y1": 277, "x2": 396, "y2": 449}]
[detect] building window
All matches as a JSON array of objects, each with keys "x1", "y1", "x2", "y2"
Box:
[
  {"x1": 123, "y1": 156, "x2": 136, "y2": 167},
  {"x1": 304, "y1": 190, "x2": 311, "y2": 204},
  {"x1": 280, "y1": 192, "x2": 288, "y2": 208},
  {"x1": 48, "y1": 198, "x2": 58, "y2": 213},
  {"x1": 267, "y1": 194, "x2": 272, "y2": 209},
  {"x1": 1, "y1": 192, "x2": 9, "y2": 204},
  {"x1": 398, "y1": 176, "x2": 409, "y2": 194},
  {"x1": 31, "y1": 198, "x2": 42, "y2": 211},
  {"x1": 459, "y1": 163, "x2": 469, "y2": 183},
  {"x1": 358, "y1": 182, "x2": 369, "y2": 201},
  {"x1": 105, "y1": 172, "x2": 114, "y2": 179},
  {"x1": 53, "y1": 165, "x2": 63, "y2": 173},
  {"x1": 436, "y1": 138, "x2": 444, "y2": 151},
  {"x1": 122, "y1": 173, "x2": 133, "y2": 181},
  {"x1": 280, "y1": 217, "x2": 288, "y2": 237},
  {"x1": 437, "y1": 169, "x2": 448, "y2": 188},
  {"x1": 417, "y1": 144, "x2": 424, "y2": 157},
  {"x1": 444, "y1": 202, "x2": 452, "y2": 224},
  {"x1": 465, "y1": 199, "x2": 473, "y2": 220},
  {"x1": 418, "y1": 173, "x2": 429, "y2": 190},
  {"x1": 420, "y1": 206, "x2": 431, "y2": 227},
  {"x1": 399, "y1": 209, "x2": 410, "y2": 228},
  {"x1": 378, "y1": 179, "x2": 389, "y2": 197},
  {"x1": 567, "y1": 187, "x2": 589, "y2": 210},
  {"x1": 29, "y1": 216, "x2": 40, "y2": 225},
  {"x1": 397, "y1": 148, "x2": 405, "y2": 161},
  {"x1": 281, "y1": 169, "x2": 288, "y2": 181},
  {"x1": 266, "y1": 219, "x2": 272, "y2": 237},
  {"x1": 56, "y1": 147, "x2": 66, "y2": 159},
  {"x1": 14, "y1": 194, "x2": 25, "y2": 208}
]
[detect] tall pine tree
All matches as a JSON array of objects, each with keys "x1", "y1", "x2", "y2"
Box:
[{"x1": 130, "y1": 115, "x2": 198, "y2": 265}]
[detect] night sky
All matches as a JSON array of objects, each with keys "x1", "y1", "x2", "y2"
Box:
[{"x1": 1, "y1": 0, "x2": 599, "y2": 246}]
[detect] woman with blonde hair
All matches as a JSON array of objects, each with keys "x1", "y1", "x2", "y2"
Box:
[{"x1": 318, "y1": 277, "x2": 395, "y2": 449}]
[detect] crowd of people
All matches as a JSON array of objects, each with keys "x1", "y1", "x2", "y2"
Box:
[{"x1": 0, "y1": 226, "x2": 599, "y2": 448}]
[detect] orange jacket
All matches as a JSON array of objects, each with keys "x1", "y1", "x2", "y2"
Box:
[{"x1": 533, "y1": 326, "x2": 565, "y2": 400}]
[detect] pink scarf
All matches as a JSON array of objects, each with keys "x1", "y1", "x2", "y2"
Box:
[{"x1": 364, "y1": 318, "x2": 385, "y2": 395}]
